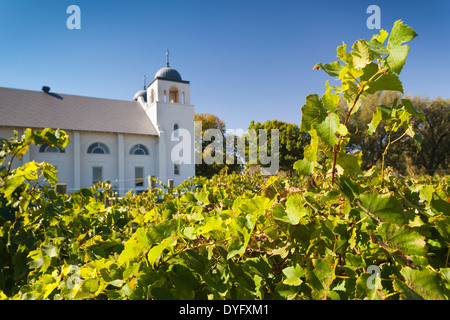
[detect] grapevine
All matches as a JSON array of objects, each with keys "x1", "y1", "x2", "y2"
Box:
[{"x1": 0, "y1": 20, "x2": 449, "y2": 300}]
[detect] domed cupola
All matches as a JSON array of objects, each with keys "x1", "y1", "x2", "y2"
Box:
[
  {"x1": 154, "y1": 67, "x2": 182, "y2": 81},
  {"x1": 154, "y1": 50, "x2": 182, "y2": 82},
  {"x1": 133, "y1": 89, "x2": 147, "y2": 102}
]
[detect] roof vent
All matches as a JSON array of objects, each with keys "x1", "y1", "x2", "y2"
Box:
[{"x1": 42, "y1": 86, "x2": 50, "y2": 93}]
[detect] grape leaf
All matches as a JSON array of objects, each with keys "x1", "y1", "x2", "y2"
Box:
[
  {"x1": 300, "y1": 94, "x2": 327, "y2": 132},
  {"x1": 386, "y1": 20, "x2": 418, "y2": 74},
  {"x1": 293, "y1": 158, "x2": 314, "y2": 176},
  {"x1": 376, "y1": 222, "x2": 427, "y2": 257},
  {"x1": 282, "y1": 264, "x2": 305, "y2": 286},
  {"x1": 351, "y1": 40, "x2": 372, "y2": 69},
  {"x1": 147, "y1": 236, "x2": 177, "y2": 267},
  {"x1": 306, "y1": 255, "x2": 336, "y2": 300},
  {"x1": 313, "y1": 112, "x2": 340, "y2": 146},
  {"x1": 118, "y1": 227, "x2": 152, "y2": 265},
  {"x1": 313, "y1": 61, "x2": 344, "y2": 77},
  {"x1": 361, "y1": 63, "x2": 404, "y2": 94},
  {"x1": 395, "y1": 267, "x2": 446, "y2": 300},
  {"x1": 360, "y1": 192, "x2": 406, "y2": 225}
]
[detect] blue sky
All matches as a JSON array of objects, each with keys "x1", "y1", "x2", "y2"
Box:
[{"x1": 1, "y1": 0, "x2": 449, "y2": 131}]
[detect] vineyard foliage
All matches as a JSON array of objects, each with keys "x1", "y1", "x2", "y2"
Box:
[{"x1": 1, "y1": 21, "x2": 449, "y2": 300}]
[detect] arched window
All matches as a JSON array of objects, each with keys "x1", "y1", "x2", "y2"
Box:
[
  {"x1": 39, "y1": 143, "x2": 65, "y2": 153},
  {"x1": 181, "y1": 92, "x2": 185, "y2": 104},
  {"x1": 87, "y1": 142, "x2": 110, "y2": 154},
  {"x1": 173, "y1": 123, "x2": 179, "y2": 138},
  {"x1": 163, "y1": 90, "x2": 167, "y2": 102},
  {"x1": 169, "y1": 86, "x2": 179, "y2": 103},
  {"x1": 150, "y1": 89, "x2": 155, "y2": 103},
  {"x1": 130, "y1": 144, "x2": 149, "y2": 155}
]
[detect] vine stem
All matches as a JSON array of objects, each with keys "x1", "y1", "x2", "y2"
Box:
[
  {"x1": 446, "y1": 247, "x2": 450, "y2": 267},
  {"x1": 331, "y1": 85, "x2": 364, "y2": 186},
  {"x1": 380, "y1": 130, "x2": 408, "y2": 188},
  {"x1": 330, "y1": 66, "x2": 389, "y2": 186},
  {"x1": 380, "y1": 131, "x2": 392, "y2": 188}
]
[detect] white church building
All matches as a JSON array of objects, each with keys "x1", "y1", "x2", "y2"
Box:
[{"x1": 0, "y1": 55, "x2": 195, "y2": 196}]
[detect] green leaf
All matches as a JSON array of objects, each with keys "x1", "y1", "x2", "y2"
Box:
[
  {"x1": 182, "y1": 226, "x2": 197, "y2": 240},
  {"x1": 430, "y1": 189, "x2": 450, "y2": 215},
  {"x1": 386, "y1": 20, "x2": 418, "y2": 74},
  {"x1": 147, "y1": 236, "x2": 177, "y2": 267},
  {"x1": 306, "y1": 255, "x2": 336, "y2": 300},
  {"x1": 273, "y1": 197, "x2": 309, "y2": 226},
  {"x1": 429, "y1": 216, "x2": 450, "y2": 241},
  {"x1": 367, "y1": 104, "x2": 392, "y2": 135},
  {"x1": 313, "y1": 61, "x2": 344, "y2": 77},
  {"x1": 167, "y1": 264, "x2": 200, "y2": 298},
  {"x1": 83, "y1": 278, "x2": 100, "y2": 294},
  {"x1": 240, "y1": 196, "x2": 272, "y2": 215},
  {"x1": 294, "y1": 129, "x2": 318, "y2": 176},
  {"x1": 366, "y1": 38, "x2": 390, "y2": 56},
  {"x1": 118, "y1": 227, "x2": 152, "y2": 265},
  {"x1": 355, "y1": 273, "x2": 382, "y2": 300},
  {"x1": 285, "y1": 195, "x2": 309, "y2": 225},
  {"x1": 275, "y1": 282, "x2": 301, "y2": 300},
  {"x1": 322, "y1": 84, "x2": 340, "y2": 112},
  {"x1": 393, "y1": 278, "x2": 424, "y2": 300},
  {"x1": 395, "y1": 267, "x2": 446, "y2": 300},
  {"x1": 181, "y1": 192, "x2": 197, "y2": 203},
  {"x1": 387, "y1": 20, "x2": 418, "y2": 49},
  {"x1": 300, "y1": 94, "x2": 327, "y2": 132},
  {"x1": 335, "y1": 152, "x2": 363, "y2": 177},
  {"x1": 304, "y1": 129, "x2": 318, "y2": 162},
  {"x1": 313, "y1": 112, "x2": 340, "y2": 146},
  {"x1": 360, "y1": 192, "x2": 406, "y2": 225},
  {"x1": 362, "y1": 63, "x2": 403, "y2": 94},
  {"x1": 371, "y1": 29, "x2": 389, "y2": 44},
  {"x1": 401, "y1": 99, "x2": 426, "y2": 122},
  {"x1": 2, "y1": 175, "x2": 25, "y2": 198},
  {"x1": 196, "y1": 216, "x2": 223, "y2": 236},
  {"x1": 293, "y1": 158, "x2": 314, "y2": 176},
  {"x1": 351, "y1": 40, "x2": 372, "y2": 69},
  {"x1": 335, "y1": 176, "x2": 363, "y2": 202},
  {"x1": 345, "y1": 253, "x2": 365, "y2": 268},
  {"x1": 282, "y1": 264, "x2": 305, "y2": 286},
  {"x1": 376, "y1": 222, "x2": 427, "y2": 257}
]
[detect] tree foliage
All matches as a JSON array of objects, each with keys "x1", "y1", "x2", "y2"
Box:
[
  {"x1": 247, "y1": 120, "x2": 310, "y2": 175},
  {"x1": 194, "y1": 112, "x2": 242, "y2": 177},
  {"x1": 408, "y1": 96, "x2": 449, "y2": 175}
]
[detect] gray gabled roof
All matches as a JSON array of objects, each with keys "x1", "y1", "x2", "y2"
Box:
[{"x1": 0, "y1": 87, "x2": 158, "y2": 136}]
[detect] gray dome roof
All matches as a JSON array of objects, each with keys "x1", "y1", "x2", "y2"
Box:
[
  {"x1": 133, "y1": 89, "x2": 147, "y2": 102},
  {"x1": 154, "y1": 67, "x2": 182, "y2": 81}
]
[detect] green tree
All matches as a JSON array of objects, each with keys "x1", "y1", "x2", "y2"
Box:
[
  {"x1": 408, "y1": 96, "x2": 449, "y2": 175},
  {"x1": 247, "y1": 120, "x2": 310, "y2": 176},
  {"x1": 194, "y1": 113, "x2": 242, "y2": 177}
]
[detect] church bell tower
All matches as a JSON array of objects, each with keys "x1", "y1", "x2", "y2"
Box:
[{"x1": 134, "y1": 50, "x2": 195, "y2": 185}]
